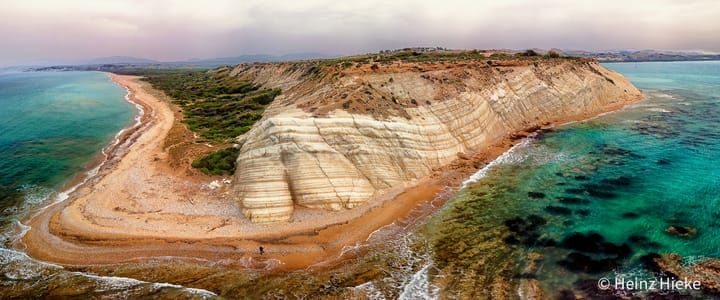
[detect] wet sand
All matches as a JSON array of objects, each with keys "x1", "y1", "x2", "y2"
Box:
[{"x1": 19, "y1": 74, "x2": 643, "y2": 271}]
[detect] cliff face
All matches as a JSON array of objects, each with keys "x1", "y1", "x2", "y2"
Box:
[{"x1": 230, "y1": 59, "x2": 642, "y2": 223}]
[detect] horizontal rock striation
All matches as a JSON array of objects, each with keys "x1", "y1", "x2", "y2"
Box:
[{"x1": 232, "y1": 59, "x2": 642, "y2": 223}]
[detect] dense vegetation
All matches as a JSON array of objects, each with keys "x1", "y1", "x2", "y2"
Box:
[
  {"x1": 293, "y1": 49, "x2": 574, "y2": 70},
  {"x1": 135, "y1": 68, "x2": 280, "y2": 143},
  {"x1": 190, "y1": 147, "x2": 240, "y2": 176},
  {"x1": 123, "y1": 68, "x2": 280, "y2": 176}
]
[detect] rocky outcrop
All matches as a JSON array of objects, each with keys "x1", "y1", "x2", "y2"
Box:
[
  {"x1": 655, "y1": 254, "x2": 720, "y2": 292},
  {"x1": 231, "y1": 59, "x2": 642, "y2": 223}
]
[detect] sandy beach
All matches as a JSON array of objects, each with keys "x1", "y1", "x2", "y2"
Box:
[{"x1": 18, "y1": 74, "x2": 643, "y2": 270}]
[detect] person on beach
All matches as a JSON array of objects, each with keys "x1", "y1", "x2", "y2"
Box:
[{"x1": 259, "y1": 246, "x2": 264, "y2": 255}]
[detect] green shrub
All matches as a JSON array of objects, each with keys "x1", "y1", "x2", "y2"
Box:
[
  {"x1": 132, "y1": 69, "x2": 280, "y2": 143},
  {"x1": 523, "y1": 49, "x2": 539, "y2": 57},
  {"x1": 191, "y1": 147, "x2": 241, "y2": 175},
  {"x1": 340, "y1": 61, "x2": 353, "y2": 68},
  {"x1": 545, "y1": 50, "x2": 561, "y2": 58}
]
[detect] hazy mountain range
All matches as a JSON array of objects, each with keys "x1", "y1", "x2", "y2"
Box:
[
  {"x1": 20, "y1": 53, "x2": 338, "y2": 70},
  {"x1": 563, "y1": 49, "x2": 720, "y2": 62},
  {"x1": 19, "y1": 49, "x2": 720, "y2": 73}
]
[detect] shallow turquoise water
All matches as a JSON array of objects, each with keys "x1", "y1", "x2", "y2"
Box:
[
  {"x1": 420, "y1": 61, "x2": 720, "y2": 298},
  {"x1": 0, "y1": 71, "x2": 133, "y2": 232},
  {"x1": 0, "y1": 72, "x2": 220, "y2": 298}
]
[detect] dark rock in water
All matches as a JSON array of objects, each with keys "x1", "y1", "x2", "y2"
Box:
[
  {"x1": 560, "y1": 232, "x2": 605, "y2": 252},
  {"x1": 526, "y1": 214, "x2": 547, "y2": 227},
  {"x1": 503, "y1": 215, "x2": 551, "y2": 247},
  {"x1": 556, "y1": 290, "x2": 576, "y2": 300},
  {"x1": 504, "y1": 214, "x2": 547, "y2": 233},
  {"x1": 665, "y1": 225, "x2": 697, "y2": 238},
  {"x1": 556, "y1": 182, "x2": 566, "y2": 186},
  {"x1": 610, "y1": 244, "x2": 633, "y2": 259},
  {"x1": 558, "y1": 252, "x2": 618, "y2": 273},
  {"x1": 527, "y1": 191, "x2": 546, "y2": 199},
  {"x1": 656, "y1": 159, "x2": 671, "y2": 165},
  {"x1": 603, "y1": 147, "x2": 633, "y2": 156},
  {"x1": 558, "y1": 197, "x2": 589, "y2": 205},
  {"x1": 603, "y1": 146, "x2": 646, "y2": 159},
  {"x1": 581, "y1": 184, "x2": 618, "y2": 199},
  {"x1": 574, "y1": 175, "x2": 590, "y2": 181},
  {"x1": 545, "y1": 205, "x2": 572, "y2": 215},
  {"x1": 559, "y1": 232, "x2": 632, "y2": 259},
  {"x1": 504, "y1": 217, "x2": 525, "y2": 233},
  {"x1": 601, "y1": 176, "x2": 632, "y2": 186},
  {"x1": 639, "y1": 253, "x2": 663, "y2": 274},
  {"x1": 565, "y1": 184, "x2": 617, "y2": 199},
  {"x1": 621, "y1": 212, "x2": 640, "y2": 219},
  {"x1": 672, "y1": 226, "x2": 691, "y2": 235},
  {"x1": 555, "y1": 172, "x2": 565, "y2": 177},
  {"x1": 575, "y1": 209, "x2": 590, "y2": 216}
]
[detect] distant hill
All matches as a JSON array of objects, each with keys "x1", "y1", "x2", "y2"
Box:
[
  {"x1": 180, "y1": 53, "x2": 339, "y2": 67},
  {"x1": 15, "y1": 49, "x2": 720, "y2": 72},
  {"x1": 26, "y1": 53, "x2": 339, "y2": 71},
  {"x1": 563, "y1": 49, "x2": 720, "y2": 62},
  {"x1": 0, "y1": 65, "x2": 29, "y2": 74},
  {"x1": 79, "y1": 56, "x2": 159, "y2": 65}
]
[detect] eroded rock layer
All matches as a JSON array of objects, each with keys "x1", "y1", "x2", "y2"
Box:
[{"x1": 232, "y1": 59, "x2": 642, "y2": 223}]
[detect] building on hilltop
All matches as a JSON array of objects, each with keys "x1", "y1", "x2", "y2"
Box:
[{"x1": 379, "y1": 47, "x2": 446, "y2": 54}]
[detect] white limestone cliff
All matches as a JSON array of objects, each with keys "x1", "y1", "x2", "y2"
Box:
[{"x1": 231, "y1": 59, "x2": 642, "y2": 223}]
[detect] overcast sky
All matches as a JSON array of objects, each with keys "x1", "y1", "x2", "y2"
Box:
[{"x1": 1, "y1": 0, "x2": 719, "y2": 65}]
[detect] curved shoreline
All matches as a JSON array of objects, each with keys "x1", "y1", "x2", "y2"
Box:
[
  {"x1": 18, "y1": 74, "x2": 644, "y2": 270},
  {"x1": 8, "y1": 73, "x2": 150, "y2": 248}
]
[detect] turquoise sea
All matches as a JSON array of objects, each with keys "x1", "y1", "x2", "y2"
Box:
[
  {"x1": 0, "y1": 71, "x2": 133, "y2": 231},
  {"x1": 0, "y1": 72, "x2": 215, "y2": 298},
  {"x1": 1, "y1": 62, "x2": 719, "y2": 298},
  {"x1": 412, "y1": 61, "x2": 720, "y2": 298}
]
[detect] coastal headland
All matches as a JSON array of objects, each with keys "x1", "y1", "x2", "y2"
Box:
[{"x1": 19, "y1": 54, "x2": 643, "y2": 271}]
